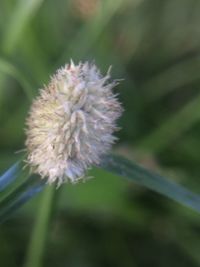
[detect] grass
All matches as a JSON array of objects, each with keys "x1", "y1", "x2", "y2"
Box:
[{"x1": 1, "y1": 0, "x2": 200, "y2": 267}]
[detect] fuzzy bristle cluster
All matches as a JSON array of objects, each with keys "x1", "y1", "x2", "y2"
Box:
[{"x1": 25, "y1": 61, "x2": 122, "y2": 185}]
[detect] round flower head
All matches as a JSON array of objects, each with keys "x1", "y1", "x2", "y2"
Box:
[{"x1": 25, "y1": 61, "x2": 122, "y2": 186}]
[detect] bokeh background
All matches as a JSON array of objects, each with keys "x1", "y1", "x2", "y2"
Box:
[{"x1": 1, "y1": 0, "x2": 200, "y2": 266}]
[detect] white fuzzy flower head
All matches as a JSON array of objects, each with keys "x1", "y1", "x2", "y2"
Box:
[{"x1": 25, "y1": 61, "x2": 122, "y2": 186}]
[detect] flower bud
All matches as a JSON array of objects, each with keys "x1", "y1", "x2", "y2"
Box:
[{"x1": 25, "y1": 61, "x2": 122, "y2": 185}]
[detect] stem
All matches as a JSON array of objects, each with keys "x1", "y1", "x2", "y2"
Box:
[{"x1": 24, "y1": 185, "x2": 57, "y2": 267}]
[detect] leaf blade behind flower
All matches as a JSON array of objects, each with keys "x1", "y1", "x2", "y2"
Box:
[
  {"x1": 0, "y1": 174, "x2": 45, "y2": 223},
  {"x1": 100, "y1": 154, "x2": 200, "y2": 213},
  {"x1": 0, "y1": 161, "x2": 21, "y2": 192}
]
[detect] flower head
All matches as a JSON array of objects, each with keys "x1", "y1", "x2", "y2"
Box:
[{"x1": 25, "y1": 61, "x2": 122, "y2": 185}]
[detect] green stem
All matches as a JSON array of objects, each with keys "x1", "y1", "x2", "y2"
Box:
[{"x1": 24, "y1": 185, "x2": 57, "y2": 267}]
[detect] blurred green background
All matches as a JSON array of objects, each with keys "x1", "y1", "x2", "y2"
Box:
[{"x1": 1, "y1": 0, "x2": 200, "y2": 266}]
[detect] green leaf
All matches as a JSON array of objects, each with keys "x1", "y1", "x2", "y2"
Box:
[
  {"x1": 0, "y1": 161, "x2": 21, "y2": 192},
  {"x1": 138, "y1": 94, "x2": 200, "y2": 152},
  {"x1": 0, "y1": 157, "x2": 45, "y2": 223},
  {"x1": 0, "y1": 175, "x2": 45, "y2": 223},
  {"x1": 57, "y1": 0, "x2": 124, "y2": 64},
  {"x1": 0, "y1": 58, "x2": 34, "y2": 100},
  {"x1": 100, "y1": 154, "x2": 200, "y2": 213},
  {"x1": 2, "y1": 0, "x2": 44, "y2": 54}
]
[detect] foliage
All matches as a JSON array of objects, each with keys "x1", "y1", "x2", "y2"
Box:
[{"x1": 1, "y1": 0, "x2": 200, "y2": 266}]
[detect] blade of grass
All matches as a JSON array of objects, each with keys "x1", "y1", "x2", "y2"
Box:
[
  {"x1": 0, "y1": 155, "x2": 26, "y2": 196},
  {"x1": 0, "y1": 175, "x2": 45, "y2": 223},
  {"x1": 0, "y1": 161, "x2": 21, "y2": 192},
  {"x1": 24, "y1": 185, "x2": 56, "y2": 267},
  {"x1": 141, "y1": 55, "x2": 200, "y2": 103},
  {"x1": 0, "y1": 58, "x2": 34, "y2": 101},
  {"x1": 0, "y1": 182, "x2": 44, "y2": 224},
  {"x1": 100, "y1": 154, "x2": 200, "y2": 213},
  {"x1": 56, "y1": 0, "x2": 124, "y2": 65},
  {"x1": 19, "y1": 27, "x2": 50, "y2": 83},
  {"x1": 2, "y1": 0, "x2": 44, "y2": 54},
  {"x1": 0, "y1": 0, "x2": 44, "y2": 98},
  {"x1": 137, "y1": 94, "x2": 200, "y2": 152}
]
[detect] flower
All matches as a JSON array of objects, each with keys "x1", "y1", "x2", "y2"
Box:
[{"x1": 25, "y1": 61, "x2": 122, "y2": 185}]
